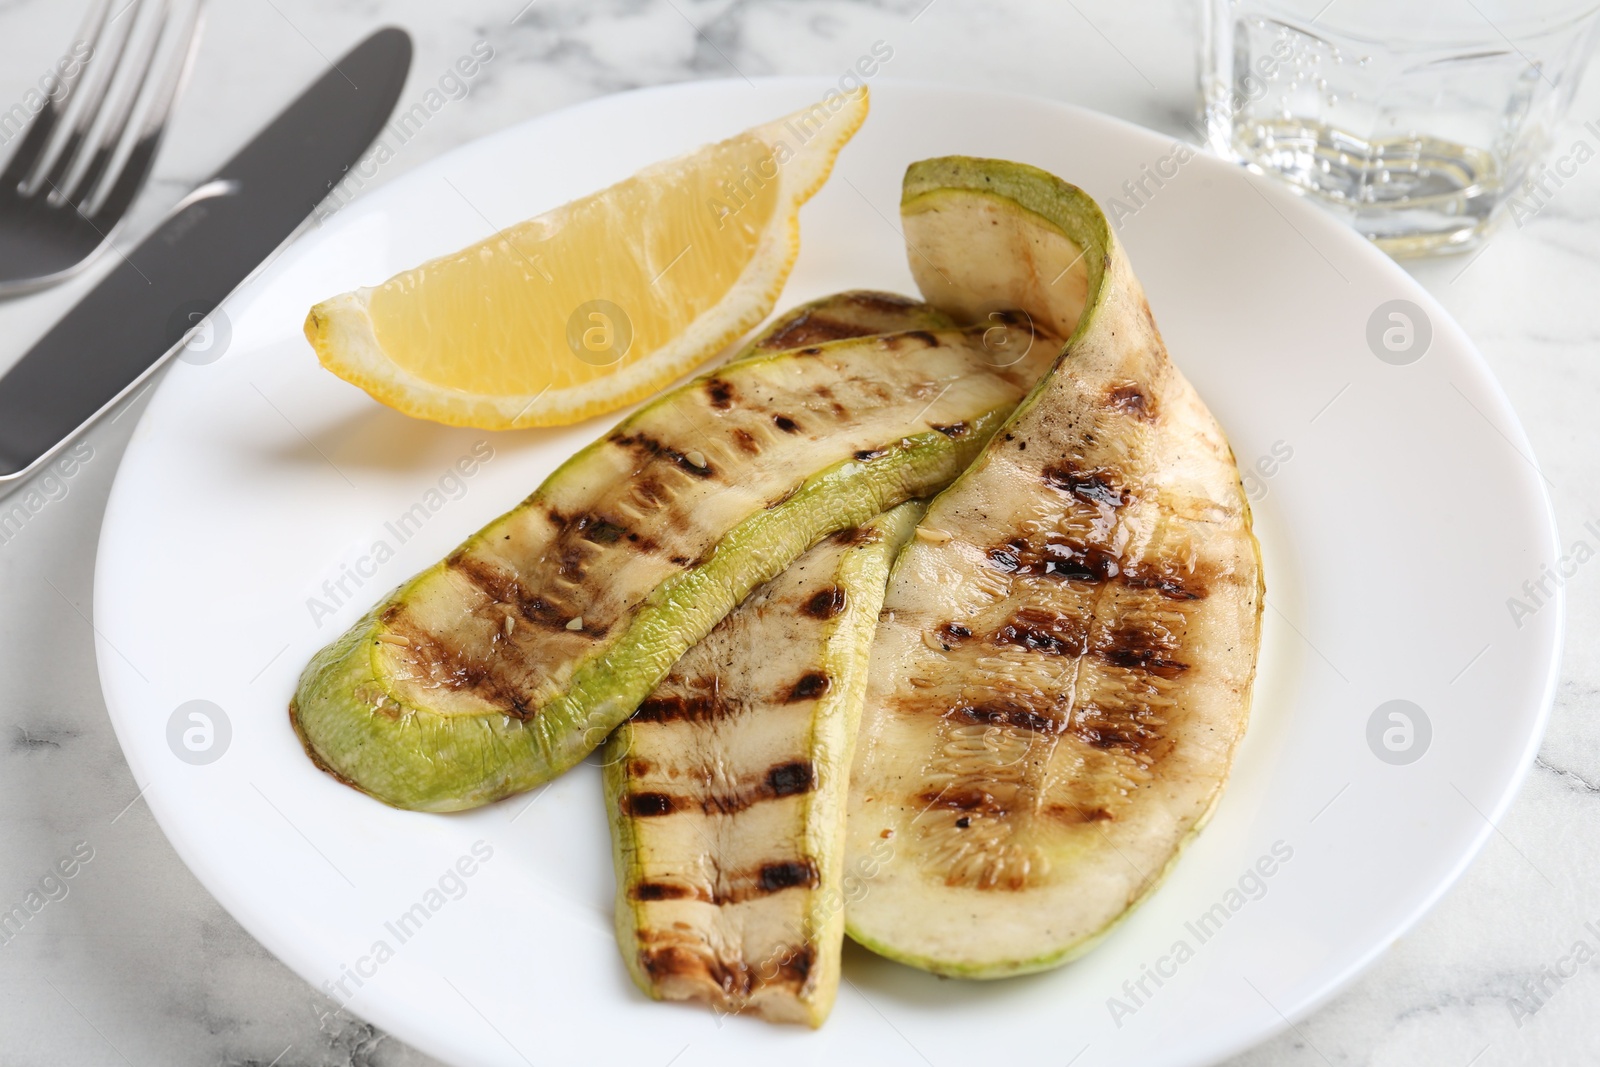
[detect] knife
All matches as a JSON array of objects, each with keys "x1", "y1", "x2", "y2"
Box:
[{"x1": 0, "y1": 26, "x2": 413, "y2": 491}]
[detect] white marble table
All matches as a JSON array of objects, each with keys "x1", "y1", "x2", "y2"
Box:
[{"x1": 0, "y1": 1, "x2": 1595, "y2": 1064}]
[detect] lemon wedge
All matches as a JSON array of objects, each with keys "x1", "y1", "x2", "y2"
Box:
[{"x1": 306, "y1": 89, "x2": 869, "y2": 428}]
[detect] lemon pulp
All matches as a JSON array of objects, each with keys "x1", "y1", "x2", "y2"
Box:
[{"x1": 365, "y1": 135, "x2": 780, "y2": 396}]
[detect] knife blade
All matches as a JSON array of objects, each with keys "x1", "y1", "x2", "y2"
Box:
[{"x1": 0, "y1": 26, "x2": 413, "y2": 488}]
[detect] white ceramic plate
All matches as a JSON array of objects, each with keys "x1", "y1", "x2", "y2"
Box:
[{"x1": 95, "y1": 78, "x2": 1562, "y2": 1067}]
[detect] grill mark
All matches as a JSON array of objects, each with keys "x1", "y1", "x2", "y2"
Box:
[
  {"x1": 1123, "y1": 572, "x2": 1205, "y2": 601},
  {"x1": 631, "y1": 691, "x2": 735, "y2": 724},
  {"x1": 610, "y1": 431, "x2": 663, "y2": 459},
  {"x1": 948, "y1": 701, "x2": 1060, "y2": 736},
  {"x1": 801, "y1": 586, "x2": 847, "y2": 619},
  {"x1": 989, "y1": 600, "x2": 1190, "y2": 674},
  {"x1": 786, "y1": 671, "x2": 831, "y2": 702},
  {"x1": 623, "y1": 792, "x2": 678, "y2": 817},
  {"x1": 518, "y1": 594, "x2": 569, "y2": 626},
  {"x1": 996, "y1": 622, "x2": 1070, "y2": 655},
  {"x1": 446, "y1": 554, "x2": 608, "y2": 636},
  {"x1": 384, "y1": 620, "x2": 538, "y2": 718},
  {"x1": 1106, "y1": 380, "x2": 1157, "y2": 420},
  {"x1": 1098, "y1": 617, "x2": 1190, "y2": 678},
  {"x1": 636, "y1": 941, "x2": 811, "y2": 1001},
  {"x1": 1071, "y1": 702, "x2": 1166, "y2": 755},
  {"x1": 1100, "y1": 647, "x2": 1189, "y2": 678},
  {"x1": 1045, "y1": 804, "x2": 1114, "y2": 824},
  {"x1": 706, "y1": 378, "x2": 735, "y2": 408},
  {"x1": 1071, "y1": 620, "x2": 1178, "y2": 760},
  {"x1": 985, "y1": 534, "x2": 1206, "y2": 599},
  {"x1": 832, "y1": 525, "x2": 874, "y2": 546},
  {"x1": 773, "y1": 414, "x2": 800, "y2": 433},
  {"x1": 902, "y1": 330, "x2": 938, "y2": 347},
  {"x1": 757, "y1": 860, "x2": 819, "y2": 893},
  {"x1": 776, "y1": 944, "x2": 814, "y2": 983},
  {"x1": 446, "y1": 553, "x2": 524, "y2": 609},
  {"x1": 854, "y1": 448, "x2": 888, "y2": 461},
  {"x1": 610, "y1": 432, "x2": 713, "y2": 479},
  {"x1": 635, "y1": 859, "x2": 821, "y2": 908},
  {"x1": 1042, "y1": 465, "x2": 1128, "y2": 508},
  {"x1": 986, "y1": 540, "x2": 1124, "y2": 583},
  {"x1": 639, "y1": 944, "x2": 714, "y2": 981},
  {"x1": 631, "y1": 881, "x2": 693, "y2": 901},
  {"x1": 767, "y1": 760, "x2": 815, "y2": 797},
  {"x1": 988, "y1": 547, "x2": 1020, "y2": 572},
  {"x1": 731, "y1": 428, "x2": 760, "y2": 455},
  {"x1": 986, "y1": 308, "x2": 1031, "y2": 328},
  {"x1": 931, "y1": 421, "x2": 969, "y2": 438},
  {"x1": 638, "y1": 945, "x2": 753, "y2": 998},
  {"x1": 625, "y1": 758, "x2": 819, "y2": 818},
  {"x1": 993, "y1": 608, "x2": 1089, "y2": 657},
  {"x1": 578, "y1": 516, "x2": 627, "y2": 544},
  {"x1": 939, "y1": 622, "x2": 972, "y2": 642}
]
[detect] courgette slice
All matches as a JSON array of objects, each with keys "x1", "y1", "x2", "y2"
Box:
[
  {"x1": 605, "y1": 502, "x2": 922, "y2": 1026},
  {"x1": 844, "y1": 158, "x2": 1263, "y2": 978},
  {"x1": 292, "y1": 323, "x2": 1055, "y2": 812},
  {"x1": 731, "y1": 290, "x2": 954, "y2": 362}
]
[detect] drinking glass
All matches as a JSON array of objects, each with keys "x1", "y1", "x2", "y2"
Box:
[{"x1": 1200, "y1": 0, "x2": 1600, "y2": 255}]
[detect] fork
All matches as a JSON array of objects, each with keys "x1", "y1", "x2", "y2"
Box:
[{"x1": 0, "y1": 0, "x2": 204, "y2": 296}]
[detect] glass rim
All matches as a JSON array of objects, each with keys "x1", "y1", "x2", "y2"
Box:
[{"x1": 1231, "y1": 0, "x2": 1600, "y2": 52}]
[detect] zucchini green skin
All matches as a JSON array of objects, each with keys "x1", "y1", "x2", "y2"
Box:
[
  {"x1": 605, "y1": 503, "x2": 922, "y2": 1026},
  {"x1": 843, "y1": 158, "x2": 1264, "y2": 978},
  {"x1": 292, "y1": 325, "x2": 1054, "y2": 812}
]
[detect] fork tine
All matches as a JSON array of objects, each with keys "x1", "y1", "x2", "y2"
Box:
[
  {"x1": 25, "y1": 0, "x2": 144, "y2": 197},
  {"x1": 0, "y1": 97, "x2": 65, "y2": 190},
  {"x1": 85, "y1": 0, "x2": 203, "y2": 223},
  {"x1": 58, "y1": 0, "x2": 173, "y2": 208},
  {"x1": 0, "y1": 0, "x2": 113, "y2": 188}
]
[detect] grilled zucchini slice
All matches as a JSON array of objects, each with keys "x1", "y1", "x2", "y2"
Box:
[
  {"x1": 293, "y1": 324, "x2": 1054, "y2": 812},
  {"x1": 731, "y1": 290, "x2": 954, "y2": 362},
  {"x1": 844, "y1": 157, "x2": 1263, "y2": 977},
  {"x1": 605, "y1": 502, "x2": 922, "y2": 1026}
]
